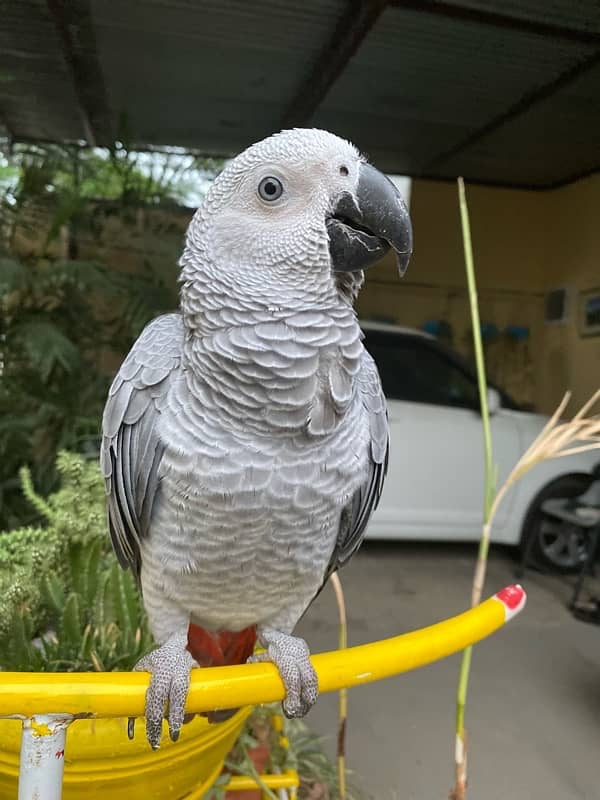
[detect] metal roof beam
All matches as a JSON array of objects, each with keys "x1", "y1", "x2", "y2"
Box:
[
  {"x1": 425, "y1": 49, "x2": 600, "y2": 172},
  {"x1": 0, "y1": 112, "x2": 15, "y2": 143},
  {"x1": 282, "y1": 0, "x2": 388, "y2": 128},
  {"x1": 45, "y1": 0, "x2": 113, "y2": 146},
  {"x1": 390, "y1": 1, "x2": 600, "y2": 46}
]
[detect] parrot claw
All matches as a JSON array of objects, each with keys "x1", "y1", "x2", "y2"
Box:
[
  {"x1": 252, "y1": 629, "x2": 318, "y2": 718},
  {"x1": 130, "y1": 632, "x2": 196, "y2": 749}
]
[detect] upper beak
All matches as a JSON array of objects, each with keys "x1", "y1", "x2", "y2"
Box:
[{"x1": 327, "y1": 162, "x2": 413, "y2": 276}]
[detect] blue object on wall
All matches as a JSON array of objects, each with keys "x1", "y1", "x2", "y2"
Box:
[
  {"x1": 422, "y1": 319, "x2": 442, "y2": 335},
  {"x1": 480, "y1": 323, "x2": 499, "y2": 342},
  {"x1": 422, "y1": 319, "x2": 453, "y2": 342},
  {"x1": 504, "y1": 325, "x2": 530, "y2": 341}
]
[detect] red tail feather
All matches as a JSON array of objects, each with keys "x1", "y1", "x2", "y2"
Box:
[{"x1": 186, "y1": 623, "x2": 257, "y2": 667}]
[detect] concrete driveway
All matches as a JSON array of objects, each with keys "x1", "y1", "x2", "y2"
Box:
[{"x1": 297, "y1": 542, "x2": 600, "y2": 800}]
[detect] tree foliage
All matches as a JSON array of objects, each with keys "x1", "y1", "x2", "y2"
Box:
[
  {"x1": 0, "y1": 252, "x2": 178, "y2": 528},
  {"x1": 0, "y1": 137, "x2": 220, "y2": 528}
]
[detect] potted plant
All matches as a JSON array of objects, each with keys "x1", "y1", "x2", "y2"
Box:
[
  {"x1": 0, "y1": 453, "x2": 249, "y2": 799},
  {"x1": 0, "y1": 454, "x2": 359, "y2": 799}
]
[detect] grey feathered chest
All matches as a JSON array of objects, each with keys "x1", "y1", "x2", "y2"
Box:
[
  {"x1": 102, "y1": 306, "x2": 388, "y2": 636},
  {"x1": 145, "y1": 309, "x2": 373, "y2": 631},
  {"x1": 149, "y1": 398, "x2": 369, "y2": 631}
]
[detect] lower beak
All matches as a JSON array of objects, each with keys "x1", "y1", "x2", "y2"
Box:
[{"x1": 327, "y1": 162, "x2": 413, "y2": 276}]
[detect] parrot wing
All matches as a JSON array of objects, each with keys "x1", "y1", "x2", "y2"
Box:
[
  {"x1": 326, "y1": 349, "x2": 389, "y2": 579},
  {"x1": 100, "y1": 313, "x2": 183, "y2": 576}
]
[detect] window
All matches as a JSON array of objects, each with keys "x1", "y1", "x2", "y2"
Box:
[
  {"x1": 544, "y1": 287, "x2": 570, "y2": 324},
  {"x1": 363, "y1": 330, "x2": 480, "y2": 410}
]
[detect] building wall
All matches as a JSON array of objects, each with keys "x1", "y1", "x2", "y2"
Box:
[
  {"x1": 357, "y1": 174, "x2": 600, "y2": 415},
  {"x1": 540, "y1": 176, "x2": 600, "y2": 414}
]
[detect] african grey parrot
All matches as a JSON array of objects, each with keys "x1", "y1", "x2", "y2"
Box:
[{"x1": 101, "y1": 128, "x2": 412, "y2": 749}]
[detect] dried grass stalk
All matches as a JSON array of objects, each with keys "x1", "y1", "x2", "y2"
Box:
[
  {"x1": 330, "y1": 572, "x2": 348, "y2": 800},
  {"x1": 450, "y1": 177, "x2": 600, "y2": 800}
]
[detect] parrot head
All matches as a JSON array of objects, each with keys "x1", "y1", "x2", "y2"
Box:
[{"x1": 183, "y1": 128, "x2": 412, "y2": 291}]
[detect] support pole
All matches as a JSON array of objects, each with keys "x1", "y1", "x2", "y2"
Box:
[{"x1": 19, "y1": 714, "x2": 72, "y2": 800}]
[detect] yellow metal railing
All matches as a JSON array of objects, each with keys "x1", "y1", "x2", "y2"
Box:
[
  {"x1": 220, "y1": 773, "x2": 299, "y2": 799},
  {"x1": 0, "y1": 585, "x2": 525, "y2": 717},
  {"x1": 0, "y1": 584, "x2": 525, "y2": 799}
]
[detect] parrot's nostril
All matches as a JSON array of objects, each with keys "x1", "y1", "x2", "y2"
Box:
[{"x1": 339, "y1": 165, "x2": 349, "y2": 176}]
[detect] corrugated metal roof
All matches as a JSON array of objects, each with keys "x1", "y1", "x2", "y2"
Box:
[
  {"x1": 456, "y1": 0, "x2": 600, "y2": 35},
  {"x1": 0, "y1": 0, "x2": 86, "y2": 141},
  {"x1": 438, "y1": 60, "x2": 600, "y2": 185},
  {"x1": 313, "y1": 4, "x2": 598, "y2": 178},
  {"x1": 1, "y1": 0, "x2": 599, "y2": 188},
  {"x1": 91, "y1": 0, "x2": 345, "y2": 151}
]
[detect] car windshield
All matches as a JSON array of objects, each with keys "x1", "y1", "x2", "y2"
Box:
[{"x1": 362, "y1": 328, "x2": 521, "y2": 411}]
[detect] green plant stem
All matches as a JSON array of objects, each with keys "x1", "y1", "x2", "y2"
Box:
[
  {"x1": 452, "y1": 178, "x2": 497, "y2": 799},
  {"x1": 19, "y1": 465, "x2": 54, "y2": 522},
  {"x1": 455, "y1": 645, "x2": 472, "y2": 739},
  {"x1": 458, "y1": 177, "x2": 494, "y2": 524}
]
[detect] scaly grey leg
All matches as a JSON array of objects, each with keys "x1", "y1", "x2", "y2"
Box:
[
  {"x1": 130, "y1": 631, "x2": 196, "y2": 749},
  {"x1": 250, "y1": 627, "x2": 318, "y2": 718}
]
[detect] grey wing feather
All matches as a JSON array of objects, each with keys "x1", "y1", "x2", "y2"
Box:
[
  {"x1": 100, "y1": 313, "x2": 184, "y2": 576},
  {"x1": 326, "y1": 349, "x2": 389, "y2": 579}
]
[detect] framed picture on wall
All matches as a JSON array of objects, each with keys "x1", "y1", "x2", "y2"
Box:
[{"x1": 579, "y1": 288, "x2": 600, "y2": 336}]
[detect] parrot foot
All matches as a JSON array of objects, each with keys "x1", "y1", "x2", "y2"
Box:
[
  {"x1": 129, "y1": 632, "x2": 196, "y2": 750},
  {"x1": 249, "y1": 629, "x2": 318, "y2": 718}
]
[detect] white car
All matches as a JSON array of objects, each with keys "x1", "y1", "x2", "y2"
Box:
[{"x1": 363, "y1": 322, "x2": 600, "y2": 573}]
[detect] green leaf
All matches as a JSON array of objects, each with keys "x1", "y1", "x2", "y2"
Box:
[
  {"x1": 94, "y1": 571, "x2": 110, "y2": 629},
  {"x1": 45, "y1": 194, "x2": 86, "y2": 244},
  {"x1": 5, "y1": 609, "x2": 31, "y2": 669},
  {"x1": 0, "y1": 256, "x2": 26, "y2": 293},
  {"x1": 108, "y1": 561, "x2": 140, "y2": 631},
  {"x1": 42, "y1": 573, "x2": 66, "y2": 619},
  {"x1": 11, "y1": 320, "x2": 80, "y2": 382},
  {"x1": 84, "y1": 539, "x2": 102, "y2": 607},
  {"x1": 59, "y1": 592, "x2": 82, "y2": 657},
  {"x1": 78, "y1": 624, "x2": 93, "y2": 661}
]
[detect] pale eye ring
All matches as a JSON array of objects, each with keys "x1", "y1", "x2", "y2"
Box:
[{"x1": 258, "y1": 176, "x2": 283, "y2": 201}]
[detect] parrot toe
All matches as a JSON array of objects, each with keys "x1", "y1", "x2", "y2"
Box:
[
  {"x1": 254, "y1": 629, "x2": 319, "y2": 718},
  {"x1": 129, "y1": 632, "x2": 196, "y2": 749}
]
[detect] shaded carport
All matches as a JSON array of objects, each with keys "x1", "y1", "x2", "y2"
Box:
[
  {"x1": 3, "y1": 5, "x2": 600, "y2": 800},
  {"x1": 2, "y1": 0, "x2": 600, "y2": 189}
]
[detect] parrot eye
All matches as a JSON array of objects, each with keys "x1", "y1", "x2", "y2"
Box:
[
  {"x1": 339, "y1": 165, "x2": 349, "y2": 176},
  {"x1": 258, "y1": 176, "x2": 283, "y2": 202}
]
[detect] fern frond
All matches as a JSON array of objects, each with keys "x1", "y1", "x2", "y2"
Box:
[{"x1": 11, "y1": 320, "x2": 81, "y2": 382}]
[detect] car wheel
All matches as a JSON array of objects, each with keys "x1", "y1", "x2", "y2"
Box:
[{"x1": 520, "y1": 474, "x2": 594, "y2": 574}]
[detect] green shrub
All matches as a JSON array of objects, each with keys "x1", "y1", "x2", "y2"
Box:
[
  {"x1": 0, "y1": 451, "x2": 152, "y2": 671},
  {"x1": 0, "y1": 525, "x2": 60, "y2": 642},
  {"x1": 21, "y1": 449, "x2": 108, "y2": 544}
]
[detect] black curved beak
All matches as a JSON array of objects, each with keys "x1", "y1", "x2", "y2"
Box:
[{"x1": 327, "y1": 162, "x2": 413, "y2": 276}]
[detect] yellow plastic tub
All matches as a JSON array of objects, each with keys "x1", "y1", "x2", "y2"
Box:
[{"x1": 0, "y1": 709, "x2": 251, "y2": 800}]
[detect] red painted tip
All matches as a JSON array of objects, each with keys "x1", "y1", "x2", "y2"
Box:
[{"x1": 495, "y1": 584, "x2": 527, "y2": 621}]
